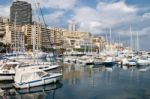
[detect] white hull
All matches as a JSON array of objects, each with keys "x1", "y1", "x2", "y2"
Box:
[
  {"x1": 122, "y1": 59, "x2": 137, "y2": 66},
  {"x1": 0, "y1": 75, "x2": 14, "y2": 81},
  {"x1": 16, "y1": 82, "x2": 62, "y2": 94},
  {"x1": 17, "y1": 64, "x2": 60, "y2": 72},
  {"x1": 137, "y1": 60, "x2": 149, "y2": 66},
  {"x1": 14, "y1": 73, "x2": 62, "y2": 89},
  {"x1": 128, "y1": 62, "x2": 137, "y2": 66}
]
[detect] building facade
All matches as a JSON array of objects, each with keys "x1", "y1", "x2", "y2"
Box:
[
  {"x1": 22, "y1": 23, "x2": 42, "y2": 50},
  {"x1": 62, "y1": 30, "x2": 92, "y2": 49},
  {"x1": 92, "y1": 36, "x2": 106, "y2": 51},
  {"x1": 41, "y1": 27, "x2": 63, "y2": 49},
  {"x1": 0, "y1": 17, "x2": 12, "y2": 44},
  {"x1": 10, "y1": 1, "x2": 32, "y2": 25},
  {"x1": 0, "y1": 18, "x2": 6, "y2": 43},
  {"x1": 0, "y1": 17, "x2": 25, "y2": 51}
]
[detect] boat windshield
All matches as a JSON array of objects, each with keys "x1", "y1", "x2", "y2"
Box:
[
  {"x1": 21, "y1": 72, "x2": 42, "y2": 82},
  {"x1": 37, "y1": 71, "x2": 47, "y2": 77}
]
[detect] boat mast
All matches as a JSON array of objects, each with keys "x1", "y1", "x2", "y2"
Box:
[
  {"x1": 35, "y1": 2, "x2": 40, "y2": 52},
  {"x1": 130, "y1": 26, "x2": 133, "y2": 51},
  {"x1": 91, "y1": 35, "x2": 93, "y2": 55},
  {"x1": 109, "y1": 27, "x2": 112, "y2": 51},
  {"x1": 105, "y1": 32, "x2": 108, "y2": 51},
  {"x1": 32, "y1": 2, "x2": 37, "y2": 61},
  {"x1": 38, "y1": 1, "x2": 56, "y2": 62},
  {"x1": 136, "y1": 32, "x2": 139, "y2": 51},
  {"x1": 32, "y1": 0, "x2": 40, "y2": 61},
  {"x1": 14, "y1": 12, "x2": 17, "y2": 57}
]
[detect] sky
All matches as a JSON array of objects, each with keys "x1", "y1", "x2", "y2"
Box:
[{"x1": 0, "y1": 0, "x2": 150, "y2": 51}]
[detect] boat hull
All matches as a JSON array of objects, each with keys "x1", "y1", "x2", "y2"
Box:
[
  {"x1": 14, "y1": 74, "x2": 62, "y2": 89},
  {"x1": 16, "y1": 82, "x2": 63, "y2": 94},
  {"x1": 94, "y1": 62, "x2": 104, "y2": 65},
  {"x1": 104, "y1": 62, "x2": 115, "y2": 67},
  {"x1": 0, "y1": 74, "x2": 15, "y2": 81}
]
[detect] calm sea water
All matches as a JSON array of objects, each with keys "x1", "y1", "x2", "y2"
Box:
[{"x1": 1, "y1": 63, "x2": 150, "y2": 99}]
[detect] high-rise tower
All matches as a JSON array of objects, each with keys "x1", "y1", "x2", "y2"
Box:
[
  {"x1": 68, "y1": 20, "x2": 77, "y2": 32},
  {"x1": 10, "y1": 0, "x2": 32, "y2": 25}
]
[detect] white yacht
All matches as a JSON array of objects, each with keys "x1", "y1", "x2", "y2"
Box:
[
  {"x1": 0, "y1": 59, "x2": 60, "y2": 81},
  {"x1": 121, "y1": 55, "x2": 137, "y2": 66},
  {"x1": 17, "y1": 62, "x2": 61, "y2": 72},
  {"x1": 137, "y1": 57, "x2": 150, "y2": 66},
  {"x1": 0, "y1": 61, "x2": 20, "y2": 81},
  {"x1": 77, "y1": 55, "x2": 94, "y2": 65},
  {"x1": 14, "y1": 68, "x2": 62, "y2": 89},
  {"x1": 93, "y1": 57, "x2": 104, "y2": 65}
]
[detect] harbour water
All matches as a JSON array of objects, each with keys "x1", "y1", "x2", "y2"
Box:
[{"x1": 0, "y1": 62, "x2": 150, "y2": 99}]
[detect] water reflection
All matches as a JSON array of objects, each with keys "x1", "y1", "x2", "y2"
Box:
[
  {"x1": 0, "y1": 82, "x2": 62, "y2": 99},
  {"x1": 61, "y1": 64, "x2": 150, "y2": 99},
  {"x1": 62, "y1": 64, "x2": 119, "y2": 88},
  {"x1": 1, "y1": 63, "x2": 150, "y2": 99}
]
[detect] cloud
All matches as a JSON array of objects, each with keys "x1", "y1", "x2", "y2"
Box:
[
  {"x1": 73, "y1": 1, "x2": 138, "y2": 34},
  {"x1": 97, "y1": 1, "x2": 136, "y2": 13},
  {"x1": 42, "y1": 11, "x2": 65, "y2": 27},
  {"x1": 139, "y1": 27, "x2": 150, "y2": 36},
  {"x1": 142, "y1": 12, "x2": 150, "y2": 19},
  {"x1": 72, "y1": 1, "x2": 150, "y2": 50},
  {"x1": 0, "y1": 5, "x2": 10, "y2": 17},
  {"x1": 73, "y1": 1, "x2": 150, "y2": 35},
  {"x1": 73, "y1": 7, "x2": 102, "y2": 33}
]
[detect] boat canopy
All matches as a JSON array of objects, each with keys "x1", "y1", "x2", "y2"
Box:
[{"x1": 15, "y1": 68, "x2": 47, "y2": 83}]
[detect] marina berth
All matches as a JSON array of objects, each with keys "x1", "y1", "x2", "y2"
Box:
[
  {"x1": 14, "y1": 68, "x2": 62, "y2": 89},
  {"x1": 0, "y1": 0, "x2": 150, "y2": 98}
]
